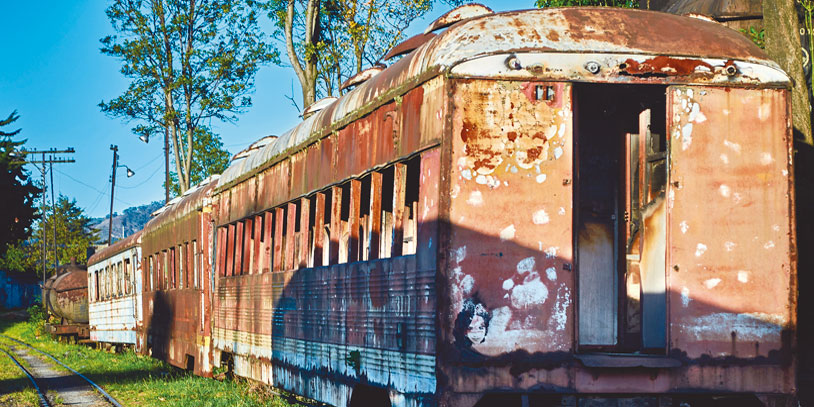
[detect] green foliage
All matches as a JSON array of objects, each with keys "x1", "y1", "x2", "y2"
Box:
[
  {"x1": 740, "y1": 26, "x2": 765, "y2": 49},
  {"x1": 169, "y1": 127, "x2": 231, "y2": 196},
  {"x1": 265, "y1": 0, "x2": 464, "y2": 108},
  {"x1": 2, "y1": 196, "x2": 97, "y2": 276},
  {"x1": 0, "y1": 111, "x2": 41, "y2": 260},
  {"x1": 535, "y1": 0, "x2": 638, "y2": 7},
  {"x1": 100, "y1": 0, "x2": 278, "y2": 193}
]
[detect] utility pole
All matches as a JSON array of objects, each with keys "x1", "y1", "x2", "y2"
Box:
[
  {"x1": 108, "y1": 145, "x2": 135, "y2": 245},
  {"x1": 13, "y1": 148, "x2": 75, "y2": 288},
  {"x1": 108, "y1": 145, "x2": 118, "y2": 245}
]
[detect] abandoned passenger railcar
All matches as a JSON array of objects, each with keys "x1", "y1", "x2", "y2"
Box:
[
  {"x1": 87, "y1": 231, "x2": 144, "y2": 349},
  {"x1": 206, "y1": 5, "x2": 794, "y2": 407},
  {"x1": 140, "y1": 177, "x2": 218, "y2": 377}
]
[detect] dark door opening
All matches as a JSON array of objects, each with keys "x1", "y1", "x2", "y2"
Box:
[{"x1": 574, "y1": 83, "x2": 668, "y2": 353}]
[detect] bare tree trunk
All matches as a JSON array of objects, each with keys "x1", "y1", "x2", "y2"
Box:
[
  {"x1": 765, "y1": 0, "x2": 813, "y2": 145},
  {"x1": 286, "y1": 0, "x2": 320, "y2": 108}
]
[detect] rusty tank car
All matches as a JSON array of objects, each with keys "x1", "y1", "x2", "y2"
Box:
[
  {"x1": 43, "y1": 259, "x2": 90, "y2": 339},
  {"x1": 87, "y1": 4, "x2": 797, "y2": 406}
]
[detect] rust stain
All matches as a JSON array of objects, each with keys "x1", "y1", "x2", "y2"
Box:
[{"x1": 621, "y1": 56, "x2": 714, "y2": 77}]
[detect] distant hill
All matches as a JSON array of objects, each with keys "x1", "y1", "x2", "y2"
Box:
[{"x1": 90, "y1": 201, "x2": 164, "y2": 243}]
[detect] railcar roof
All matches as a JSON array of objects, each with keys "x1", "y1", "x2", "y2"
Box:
[
  {"x1": 143, "y1": 176, "x2": 218, "y2": 235},
  {"x1": 216, "y1": 7, "x2": 779, "y2": 191},
  {"x1": 88, "y1": 229, "x2": 143, "y2": 266}
]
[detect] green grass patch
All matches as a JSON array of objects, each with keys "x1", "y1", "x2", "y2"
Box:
[
  {"x1": 0, "y1": 309, "x2": 303, "y2": 407},
  {"x1": 0, "y1": 338, "x2": 40, "y2": 406}
]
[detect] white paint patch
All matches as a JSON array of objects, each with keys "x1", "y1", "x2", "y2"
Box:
[
  {"x1": 723, "y1": 108, "x2": 730, "y2": 116},
  {"x1": 551, "y1": 285, "x2": 570, "y2": 331},
  {"x1": 558, "y1": 207, "x2": 566, "y2": 215},
  {"x1": 461, "y1": 169, "x2": 472, "y2": 180},
  {"x1": 772, "y1": 224, "x2": 781, "y2": 232},
  {"x1": 724, "y1": 140, "x2": 742, "y2": 154},
  {"x1": 461, "y1": 274, "x2": 475, "y2": 294},
  {"x1": 558, "y1": 123, "x2": 566, "y2": 138},
  {"x1": 720, "y1": 153, "x2": 729, "y2": 164},
  {"x1": 466, "y1": 191, "x2": 484, "y2": 207},
  {"x1": 719, "y1": 184, "x2": 731, "y2": 198},
  {"x1": 704, "y1": 278, "x2": 721, "y2": 289},
  {"x1": 782, "y1": 169, "x2": 789, "y2": 176},
  {"x1": 510, "y1": 277, "x2": 548, "y2": 308},
  {"x1": 553, "y1": 147, "x2": 563, "y2": 159},
  {"x1": 545, "y1": 246, "x2": 559, "y2": 258},
  {"x1": 695, "y1": 243, "x2": 707, "y2": 257},
  {"x1": 688, "y1": 102, "x2": 701, "y2": 122},
  {"x1": 500, "y1": 225, "x2": 516, "y2": 241},
  {"x1": 724, "y1": 241, "x2": 736, "y2": 252},
  {"x1": 681, "y1": 286, "x2": 691, "y2": 307},
  {"x1": 680, "y1": 221, "x2": 689, "y2": 234},
  {"x1": 545, "y1": 267, "x2": 557, "y2": 281},
  {"x1": 737, "y1": 270, "x2": 749, "y2": 283},
  {"x1": 733, "y1": 192, "x2": 743, "y2": 204},
  {"x1": 535, "y1": 173, "x2": 547, "y2": 183},
  {"x1": 516, "y1": 257, "x2": 535, "y2": 275},
  {"x1": 533, "y1": 209, "x2": 550, "y2": 225},
  {"x1": 764, "y1": 241, "x2": 775, "y2": 249},
  {"x1": 502, "y1": 279, "x2": 515, "y2": 290},
  {"x1": 475, "y1": 174, "x2": 487, "y2": 184},
  {"x1": 455, "y1": 246, "x2": 467, "y2": 264},
  {"x1": 451, "y1": 184, "x2": 460, "y2": 198},
  {"x1": 683, "y1": 312, "x2": 786, "y2": 342},
  {"x1": 681, "y1": 123, "x2": 693, "y2": 150},
  {"x1": 760, "y1": 152, "x2": 773, "y2": 165},
  {"x1": 758, "y1": 102, "x2": 771, "y2": 121}
]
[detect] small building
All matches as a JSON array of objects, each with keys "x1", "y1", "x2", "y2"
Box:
[{"x1": 0, "y1": 270, "x2": 40, "y2": 309}]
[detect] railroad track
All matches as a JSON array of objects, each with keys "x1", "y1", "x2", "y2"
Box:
[
  {"x1": 0, "y1": 334, "x2": 123, "y2": 407},
  {"x1": 0, "y1": 345, "x2": 51, "y2": 407}
]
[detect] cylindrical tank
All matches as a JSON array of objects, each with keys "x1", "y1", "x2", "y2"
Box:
[{"x1": 42, "y1": 260, "x2": 88, "y2": 324}]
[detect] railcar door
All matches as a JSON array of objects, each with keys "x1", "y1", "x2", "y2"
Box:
[{"x1": 575, "y1": 84, "x2": 667, "y2": 352}]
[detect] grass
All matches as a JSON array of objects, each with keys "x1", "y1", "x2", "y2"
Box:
[
  {"x1": 0, "y1": 307, "x2": 304, "y2": 407},
  {"x1": 0, "y1": 336, "x2": 40, "y2": 407}
]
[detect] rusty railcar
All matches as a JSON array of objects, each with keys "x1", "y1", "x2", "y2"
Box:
[
  {"x1": 205, "y1": 6, "x2": 794, "y2": 407},
  {"x1": 87, "y1": 231, "x2": 143, "y2": 348},
  {"x1": 140, "y1": 177, "x2": 217, "y2": 376}
]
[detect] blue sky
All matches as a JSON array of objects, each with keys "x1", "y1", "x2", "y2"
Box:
[{"x1": 0, "y1": 1, "x2": 532, "y2": 219}]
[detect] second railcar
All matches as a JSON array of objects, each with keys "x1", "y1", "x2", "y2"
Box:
[{"x1": 140, "y1": 176, "x2": 218, "y2": 376}]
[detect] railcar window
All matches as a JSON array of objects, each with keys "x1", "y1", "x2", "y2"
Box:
[
  {"x1": 95, "y1": 270, "x2": 100, "y2": 301},
  {"x1": 193, "y1": 241, "x2": 199, "y2": 288},
  {"x1": 117, "y1": 261, "x2": 122, "y2": 297},
  {"x1": 162, "y1": 250, "x2": 169, "y2": 290},
  {"x1": 148, "y1": 256, "x2": 154, "y2": 292},
  {"x1": 124, "y1": 259, "x2": 131, "y2": 295},
  {"x1": 180, "y1": 244, "x2": 186, "y2": 289}
]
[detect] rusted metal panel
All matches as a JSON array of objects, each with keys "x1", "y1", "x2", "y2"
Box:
[
  {"x1": 329, "y1": 186, "x2": 342, "y2": 265},
  {"x1": 443, "y1": 79, "x2": 574, "y2": 373},
  {"x1": 392, "y1": 163, "x2": 407, "y2": 257},
  {"x1": 235, "y1": 221, "x2": 245, "y2": 275},
  {"x1": 256, "y1": 159, "x2": 291, "y2": 213},
  {"x1": 313, "y1": 192, "x2": 326, "y2": 267},
  {"x1": 226, "y1": 223, "x2": 235, "y2": 277},
  {"x1": 369, "y1": 172, "x2": 383, "y2": 261},
  {"x1": 262, "y1": 211, "x2": 273, "y2": 273},
  {"x1": 423, "y1": 3, "x2": 493, "y2": 33},
  {"x1": 298, "y1": 198, "x2": 310, "y2": 268},
  {"x1": 375, "y1": 103, "x2": 398, "y2": 166},
  {"x1": 400, "y1": 86, "x2": 423, "y2": 156},
  {"x1": 348, "y1": 180, "x2": 362, "y2": 262},
  {"x1": 417, "y1": 149, "x2": 440, "y2": 273},
  {"x1": 252, "y1": 214, "x2": 263, "y2": 274},
  {"x1": 666, "y1": 86, "x2": 793, "y2": 373},
  {"x1": 273, "y1": 207, "x2": 284, "y2": 272},
  {"x1": 384, "y1": 32, "x2": 436, "y2": 61},
  {"x1": 285, "y1": 202, "x2": 297, "y2": 271},
  {"x1": 289, "y1": 149, "x2": 307, "y2": 199}
]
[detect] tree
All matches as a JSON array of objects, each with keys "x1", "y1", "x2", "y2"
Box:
[
  {"x1": 536, "y1": 0, "x2": 638, "y2": 7},
  {"x1": 764, "y1": 1, "x2": 812, "y2": 145},
  {"x1": 168, "y1": 126, "x2": 231, "y2": 196},
  {"x1": 0, "y1": 111, "x2": 40, "y2": 260},
  {"x1": 100, "y1": 0, "x2": 278, "y2": 194},
  {"x1": 266, "y1": 0, "x2": 463, "y2": 109},
  {"x1": 1, "y1": 196, "x2": 98, "y2": 276}
]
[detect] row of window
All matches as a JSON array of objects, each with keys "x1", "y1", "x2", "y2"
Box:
[
  {"x1": 145, "y1": 240, "x2": 202, "y2": 292},
  {"x1": 90, "y1": 255, "x2": 136, "y2": 302},
  {"x1": 217, "y1": 156, "x2": 422, "y2": 277}
]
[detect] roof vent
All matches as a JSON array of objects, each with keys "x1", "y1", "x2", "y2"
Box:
[
  {"x1": 230, "y1": 135, "x2": 278, "y2": 161},
  {"x1": 339, "y1": 65, "x2": 386, "y2": 92},
  {"x1": 424, "y1": 3, "x2": 493, "y2": 34},
  {"x1": 384, "y1": 32, "x2": 437, "y2": 61},
  {"x1": 302, "y1": 97, "x2": 338, "y2": 118}
]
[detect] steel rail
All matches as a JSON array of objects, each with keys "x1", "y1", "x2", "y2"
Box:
[
  {"x1": 0, "y1": 347, "x2": 52, "y2": 407},
  {"x1": 0, "y1": 334, "x2": 123, "y2": 407}
]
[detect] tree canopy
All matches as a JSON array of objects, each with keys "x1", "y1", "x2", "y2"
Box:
[
  {"x1": 1, "y1": 196, "x2": 98, "y2": 276},
  {"x1": 0, "y1": 111, "x2": 40, "y2": 260},
  {"x1": 266, "y1": 0, "x2": 463, "y2": 109},
  {"x1": 169, "y1": 126, "x2": 231, "y2": 196},
  {"x1": 100, "y1": 0, "x2": 278, "y2": 194}
]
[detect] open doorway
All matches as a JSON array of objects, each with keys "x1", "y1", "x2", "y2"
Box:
[{"x1": 574, "y1": 83, "x2": 668, "y2": 353}]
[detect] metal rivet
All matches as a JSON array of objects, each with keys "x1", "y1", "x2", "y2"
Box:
[
  {"x1": 725, "y1": 64, "x2": 738, "y2": 76},
  {"x1": 585, "y1": 61, "x2": 601, "y2": 74},
  {"x1": 505, "y1": 55, "x2": 521, "y2": 70}
]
